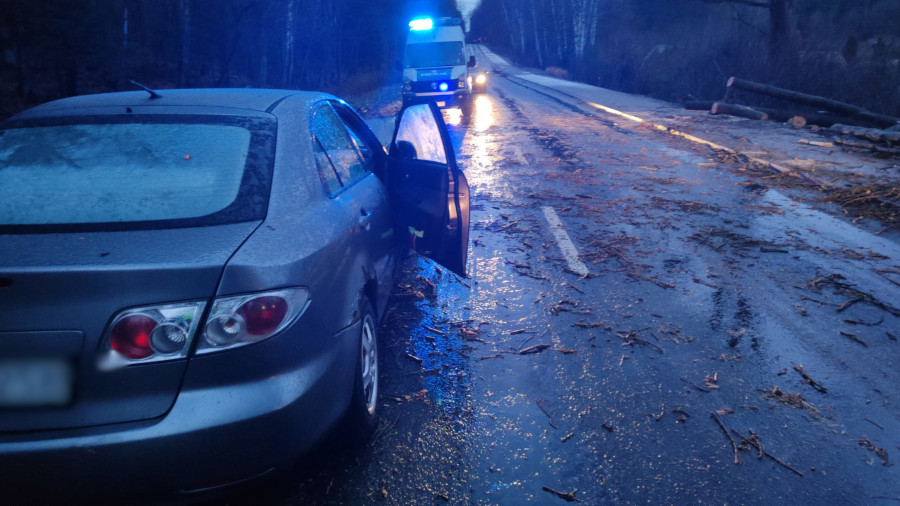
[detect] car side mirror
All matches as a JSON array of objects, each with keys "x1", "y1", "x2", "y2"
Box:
[{"x1": 468, "y1": 56, "x2": 476, "y2": 68}]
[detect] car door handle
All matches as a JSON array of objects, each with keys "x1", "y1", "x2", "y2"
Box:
[{"x1": 359, "y1": 209, "x2": 371, "y2": 230}]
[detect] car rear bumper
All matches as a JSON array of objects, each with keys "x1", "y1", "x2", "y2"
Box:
[{"x1": 0, "y1": 322, "x2": 358, "y2": 502}]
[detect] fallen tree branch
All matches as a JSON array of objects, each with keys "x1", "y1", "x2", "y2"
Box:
[
  {"x1": 535, "y1": 398, "x2": 558, "y2": 429},
  {"x1": 792, "y1": 363, "x2": 827, "y2": 393},
  {"x1": 732, "y1": 428, "x2": 805, "y2": 476},
  {"x1": 711, "y1": 411, "x2": 742, "y2": 465},
  {"x1": 542, "y1": 486, "x2": 581, "y2": 502}
]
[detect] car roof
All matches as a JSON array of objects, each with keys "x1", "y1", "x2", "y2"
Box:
[{"x1": 7, "y1": 88, "x2": 334, "y2": 120}]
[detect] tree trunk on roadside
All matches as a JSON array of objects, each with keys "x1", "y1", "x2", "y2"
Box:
[
  {"x1": 179, "y1": 0, "x2": 191, "y2": 87},
  {"x1": 768, "y1": 0, "x2": 797, "y2": 83}
]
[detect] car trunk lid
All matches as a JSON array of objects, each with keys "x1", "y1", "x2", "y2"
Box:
[{"x1": 0, "y1": 222, "x2": 259, "y2": 432}]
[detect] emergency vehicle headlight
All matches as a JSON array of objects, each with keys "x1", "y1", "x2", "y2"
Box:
[
  {"x1": 439, "y1": 82, "x2": 449, "y2": 92},
  {"x1": 409, "y1": 18, "x2": 433, "y2": 31}
]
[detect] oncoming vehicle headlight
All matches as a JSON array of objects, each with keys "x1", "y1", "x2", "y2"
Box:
[{"x1": 475, "y1": 74, "x2": 487, "y2": 85}]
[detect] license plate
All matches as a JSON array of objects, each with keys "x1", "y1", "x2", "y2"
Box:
[
  {"x1": 0, "y1": 358, "x2": 73, "y2": 407},
  {"x1": 436, "y1": 101, "x2": 446, "y2": 107}
]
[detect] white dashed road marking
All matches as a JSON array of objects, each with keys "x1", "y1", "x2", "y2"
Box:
[{"x1": 542, "y1": 206, "x2": 589, "y2": 276}]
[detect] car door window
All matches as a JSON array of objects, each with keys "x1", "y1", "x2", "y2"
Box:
[
  {"x1": 394, "y1": 104, "x2": 448, "y2": 165},
  {"x1": 311, "y1": 104, "x2": 367, "y2": 193}
]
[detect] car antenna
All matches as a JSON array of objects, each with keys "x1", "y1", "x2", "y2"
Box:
[{"x1": 129, "y1": 80, "x2": 162, "y2": 100}]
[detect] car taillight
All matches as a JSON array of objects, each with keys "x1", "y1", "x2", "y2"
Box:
[
  {"x1": 100, "y1": 301, "x2": 206, "y2": 370},
  {"x1": 197, "y1": 287, "x2": 309, "y2": 354}
]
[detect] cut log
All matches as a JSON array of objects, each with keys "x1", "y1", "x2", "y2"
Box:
[
  {"x1": 711, "y1": 102, "x2": 768, "y2": 121},
  {"x1": 727, "y1": 77, "x2": 900, "y2": 129},
  {"x1": 789, "y1": 116, "x2": 807, "y2": 128},
  {"x1": 829, "y1": 124, "x2": 900, "y2": 144},
  {"x1": 833, "y1": 137, "x2": 900, "y2": 156},
  {"x1": 751, "y1": 107, "x2": 845, "y2": 128}
]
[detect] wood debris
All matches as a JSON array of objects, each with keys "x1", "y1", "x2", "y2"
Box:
[
  {"x1": 681, "y1": 377, "x2": 712, "y2": 393},
  {"x1": 542, "y1": 486, "x2": 581, "y2": 502},
  {"x1": 617, "y1": 330, "x2": 664, "y2": 354},
  {"x1": 572, "y1": 321, "x2": 606, "y2": 329},
  {"x1": 793, "y1": 363, "x2": 827, "y2": 393},
  {"x1": 808, "y1": 274, "x2": 900, "y2": 317},
  {"x1": 601, "y1": 421, "x2": 615, "y2": 432},
  {"x1": 841, "y1": 331, "x2": 868, "y2": 347},
  {"x1": 710, "y1": 411, "x2": 742, "y2": 465},
  {"x1": 561, "y1": 432, "x2": 575, "y2": 443},
  {"x1": 859, "y1": 438, "x2": 890, "y2": 466},
  {"x1": 762, "y1": 386, "x2": 819, "y2": 418},
  {"x1": 843, "y1": 318, "x2": 883, "y2": 326},
  {"x1": 732, "y1": 428, "x2": 804, "y2": 476},
  {"x1": 535, "y1": 398, "x2": 558, "y2": 429},
  {"x1": 519, "y1": 344, "x2": 551, "y2": 355},
  {"x1": 704, "y1": 372, "x2": 720, "y2": 390}
]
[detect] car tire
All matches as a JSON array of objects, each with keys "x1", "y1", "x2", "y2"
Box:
[{"x1": 342, "y1": 298, "x2": 380, "y2": 444}]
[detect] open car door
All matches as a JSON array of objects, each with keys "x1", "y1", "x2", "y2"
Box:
[{"x1": 387, "y1": 100, "x2": 470, "y2": 277}]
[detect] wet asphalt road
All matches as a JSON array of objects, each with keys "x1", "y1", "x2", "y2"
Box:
[{"x1": 224, "y1": 57, "x2": 900, "y2": 505}]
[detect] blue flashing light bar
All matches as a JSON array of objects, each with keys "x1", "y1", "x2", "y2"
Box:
[{"x1": 409, "y1": 18, "x2": 434, "y2": 31}]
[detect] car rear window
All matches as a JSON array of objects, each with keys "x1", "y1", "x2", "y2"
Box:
[{"x1": 0, "y1": 115, "x2": 275, "y2": 233}]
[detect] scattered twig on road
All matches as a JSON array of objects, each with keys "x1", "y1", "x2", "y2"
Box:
[
  {"x1": 478, "y1": 354, "x2": 504, "y2": 361},
  {"x1": 837, "y1": 297, "x2": 864, "y2": 312},
  {"x1": 509, "y1": 329, "x2": 533, "y2": 335},
  {"x1": 535, "y1": 398, "x2": 558, "y2": 429},
  {"x1": 519, "y1": 344, "x2": 551, "y2": 355},
  {"x1": 865, "y1": 418, "x2": 885, "y2": 430},
  {"x1": 732, "y1": 428, "x2": 804, "y2": 476},
  {"x1": 618, "y1": 354, "x2": 628, "y2": 366},
  {"x1": 561, "y1": 433, "x2": 575, "y2": 443},
  {"x1": 572, "y1": 321, "x2": 606, "y2": 329},
  {"x1": 542, "y1": 486, "x2": 581, "y2": 502},
  {"x1": 793, "y1": 363, "x2": 828, "y2": 393},
  {"x1": 601, "y1": 421, "x2": 615, "y2": 432},
  {"x1": 704, "y1": 372, "x2": 720, "y2": 390},
  {"x1": 859, "y1": 438, "x2": 891, "y2": 466},
  {"x1": 761, "y1": 386, "x2": 819, "y2": 418},
  {"x1": 711, "y1": 411, "x2": 743, "y2": 465},
  {"x1": 808, "y1": 274, "x2": 900, "y2": 317},
  {"x1": 617, "y1": 330, "x2": 664, "y2": 354},
  {"x1": 405, "y1": 353, "x2": 423, "y2": 363},
  {"x1": 424, "y1": 326, "x2": 446, "y2": 337},
  {"x1": 564, "y1": 281, "x2": 585, "y2": 294},
  {"x1": 681, "y1": 377, "x2": 712, "y2": 393},
  {"x1": 841, "y1": 331, "x2": 868, "y2": 347},
  {"x1": 844, "y1": 317, "x2": 884, "y2": 326}
]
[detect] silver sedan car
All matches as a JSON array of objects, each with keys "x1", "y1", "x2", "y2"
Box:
[{"x1": 0, "y1": 89, "x2": 469, "y2": 501}]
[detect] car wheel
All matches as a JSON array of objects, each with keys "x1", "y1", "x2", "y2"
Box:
[{"x1": 343, "y1": 298, "x2": 379, "y2": 443}]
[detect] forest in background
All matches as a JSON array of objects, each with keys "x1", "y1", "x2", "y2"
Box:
[
  {"x1": 0, "y1": 0, "x2": 459, "y2": 119},
  {"x1": 469, "y1": 0, "x2": 900, "y2": 118}
]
